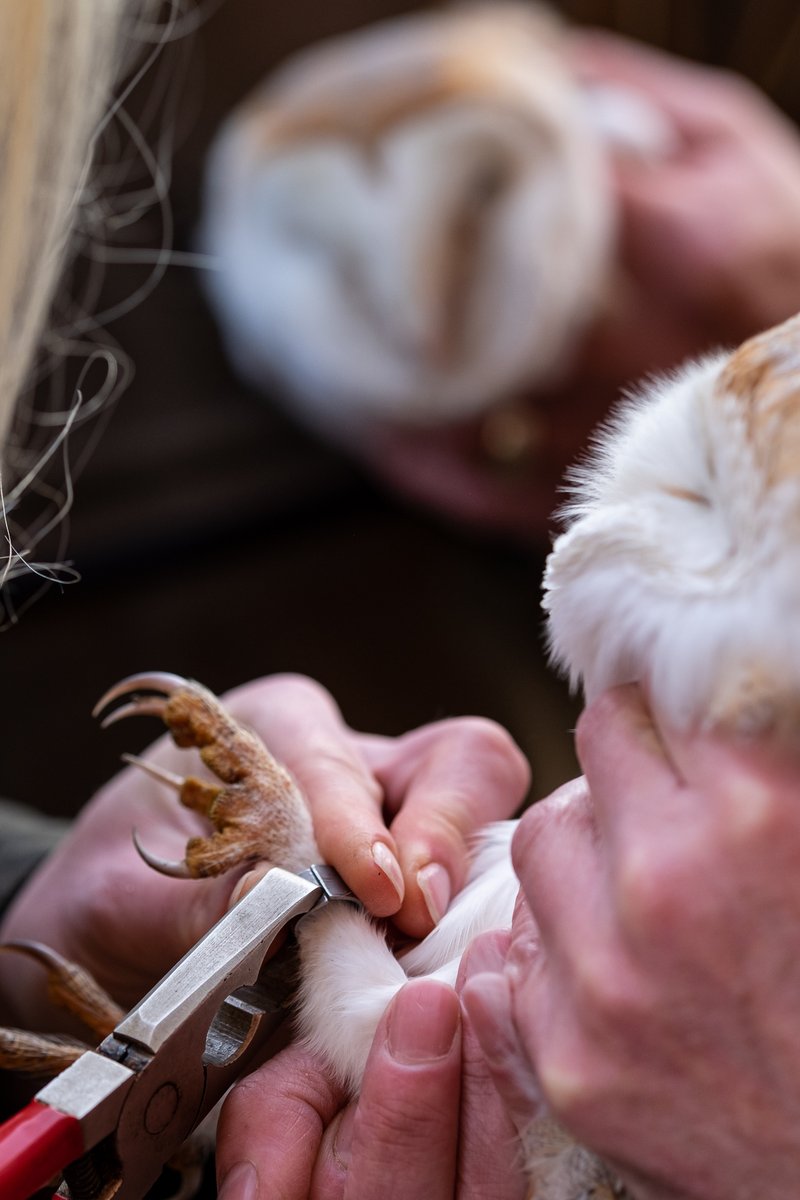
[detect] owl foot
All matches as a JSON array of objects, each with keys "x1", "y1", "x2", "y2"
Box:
[
  {"x1": 0, "y1": 938, "x2": 212, "y2": 1199},
  {"x1": 520, "y1": 1114, "x2": 632, "y2": 1200},
  {"x1": 94, "y1": 672, "x2": 317, "y2": 878},
  {"x1": 0, "y1": 941, "x2": 123, "y2": 1076}
]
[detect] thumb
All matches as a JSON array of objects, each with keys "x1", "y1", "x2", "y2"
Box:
[{"x1": 461, "y1": 931, "x2": 544, "y2": 1140}]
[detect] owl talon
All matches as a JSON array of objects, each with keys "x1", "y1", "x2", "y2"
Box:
[
  {"x1": 0, "y1": 941, "x2": 124, "y2": 1038},
  {"x1": 0, "y1": 942, "x2": 124, "y2": 1077},
  {"x1": 122, "y1": 754, "x2": 186, "y2": 794},
  {"x1": 96, "y1": 673, "x2": 318, "y2": 879},
  {"x1": 0, "y1": 1027, "x2": 88, "y2": 1076},
  {"x1": 92, "y1": 672, "x2": 189, "y2": 722},
  {"x1": 131, "y1": 828, "x2": 193, "y2": 878},
  {"x1": 0, "y1": 933, "x2": 214, "y2": 1194}
]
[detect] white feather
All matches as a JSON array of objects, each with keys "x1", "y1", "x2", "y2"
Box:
[
  {"x1": 294, "y1": 822, "x2": 518, "y2": 1093},
  {"x1": 545, "y1": 314, "x2": 800, "y2": 734}
]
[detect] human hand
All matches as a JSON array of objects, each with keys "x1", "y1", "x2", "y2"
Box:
[
  {"x1": 464, "y1": 685, "x2": 800, "y2": 1200},
  {"x1": 0, "y1": 673, "x2": 528, "y2": 1027},
  {"x1": 215, "y1": 948, "x2": 527, "y2": 1200},
  {"x1": 570, "y1": 29, "x2": 800, "y2": 382}
]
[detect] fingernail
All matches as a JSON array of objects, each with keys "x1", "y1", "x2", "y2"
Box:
[
  {"x1": 416, "y1": 862, "x2": 451, "y2": 925},
  {"x1": 229, "y1": 865, "x2": 270, "y2": 907},
  {"x1": 388, "y1": 980, "x2": 459, "y2": 1063},
  {"x1": 218, "y1": 1160, "x2": 258, "y2": 1200},
  {"x1": 331, "y1": 1104, "x2": 356, "y2": 1171},
  {"x1": 372, "y1": 841, "x2": 405, "y2": 904},
  {"x1": 459, "y1": 929, "x2": 511, "y2": 981}
]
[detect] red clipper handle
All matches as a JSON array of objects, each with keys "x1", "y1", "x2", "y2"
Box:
[{"x1": 0, "y1": 1100, "x2": 84, "y2": 1200}]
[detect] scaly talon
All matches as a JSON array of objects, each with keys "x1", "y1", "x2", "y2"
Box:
[
  {"x1": 131, "y1": 829, "x2": 193, "y2": 879},
  {"x1": 121, "y1": 754, "x2": 189, "y2": 794},
  {"x1": 0, "y1": 942, "x2": 124, "y2": 1038},
  {"x1": 0, "y1": 1028, "x2": 88, "y2": 1076},
  {"x1": 122, "y1": 755, "x2": 224, "y2": 818},
  {"x1": 92, "y1": 671, "x2": 190, "y2": 721},
  {"x1": 0, "y1": 931, "x2": 213, "y2": 1196},
  {"x1": 0, "y1": 942, "x2": 124, "y2": 1077},
  {"x1": 96, "y1": 673, "x2": 318, "y2": 878}
]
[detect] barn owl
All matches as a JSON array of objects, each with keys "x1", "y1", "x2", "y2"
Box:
[
  {"x1": 200, "y1": 3, "x2": 672, "y2": 441},
  {"x1": 544, "y1": 311, "x2": 800, "y2": 738}
]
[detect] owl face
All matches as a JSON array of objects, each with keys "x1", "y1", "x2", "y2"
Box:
[
  {"x1": 201, "y1": 5, "x2": 615, "y2": 433},
  {"x1": 543, "y1": 314, "x2": 800, "y2": 734}
]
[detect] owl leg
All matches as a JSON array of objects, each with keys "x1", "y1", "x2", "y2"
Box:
[
  {"x1": 0, "y1": 941, "x2": 122, "y2": 1075},
  {"x1": 94, "y1": 672, "x2": 317, "y2": 878},
  {"x1": 0, "y1": 1027, "x2": 88, "y2": 1077},
  {"x1": 520, "y1": 1114, "x2": 631, "y2": 1199}
]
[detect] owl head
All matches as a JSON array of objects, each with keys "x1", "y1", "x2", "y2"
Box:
[
  {"x1": 543, "y1": 313, "x2": 800, "y2": 734},
  {"x1": 200, "y1": 4, "x2": 617, "y2": 436}
]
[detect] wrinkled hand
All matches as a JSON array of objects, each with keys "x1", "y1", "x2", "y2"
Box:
[
  {"x1": 571, "y1": 29, "x2": 800, "y2": 380},
  {"x1": 0, "y1": 673, "x2": 528, "y2": 1027},
  {"x1": 216, "y1": 943, "x2": 527, "y2": 1200},
  {"x1": 465, "y1": 686, "x2": 800, "y2": 1200}
]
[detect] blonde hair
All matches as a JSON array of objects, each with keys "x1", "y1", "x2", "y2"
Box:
[
  {"x1": 0, "y1": 0, "x2": 173, "y2": 612},
  {"x1": 0, "y1": 2, "x2": 140, "y2": 452}
]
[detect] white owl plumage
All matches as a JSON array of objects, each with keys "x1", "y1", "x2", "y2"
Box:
[
  {"x1": 544, "y1": 311, "x2": 800, "y2": 738},
  {"x1": 200, "y1": 4, "x2": 672, "y2": 437}
]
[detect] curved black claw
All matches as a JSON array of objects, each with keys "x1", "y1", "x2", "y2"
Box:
[
  {"x1": 95, "y1": 671, "x2": 318, "y2": 879},
  {"x1": 131, "y1": 827, "x2": 192, "y2": 879},
  {"x1": 0, "y1": 941, "x2": 124, "y2": 1037},
  {"x1": 92, "y1": 671, "x2": 191, "y2": 727},
  {"x1": 95, "y1": 675, "x2": 202, "y2": 877}
]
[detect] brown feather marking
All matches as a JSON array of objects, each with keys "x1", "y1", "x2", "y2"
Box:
[
  {"x1": 241, "y1": 6, "x2": 565, "y2": 157},
  {"x1": 662, "y1": 485, "x2": 711, "y2": 506},
  {"x1": 717, "y1": 314, "x2": 800, "y2": 489}
]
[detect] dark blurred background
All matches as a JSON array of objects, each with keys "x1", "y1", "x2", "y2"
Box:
[{"x1": 2, "y1": 0, "x2": 799, "y2": 819}]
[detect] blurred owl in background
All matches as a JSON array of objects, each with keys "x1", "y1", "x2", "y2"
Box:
[{"x1": 200, "y1": 3, "x2": 673, "y2": 441}]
